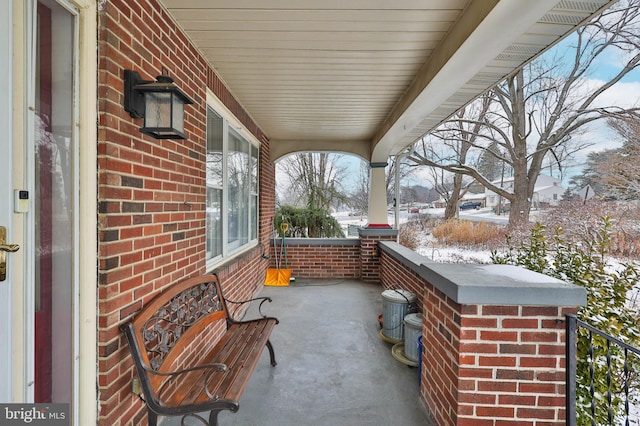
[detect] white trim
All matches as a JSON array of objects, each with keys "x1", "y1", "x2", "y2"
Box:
[
  {"x1": 206, "y1": 89, "x2": 261, "y2": 147},
  {"x1": 72, "y1": 1, "x2": 98, "y2": 425},
  {"x1": 0, "y1": 0, "x2": 14, "y2": 403},
  {"x1": 205, "y1": 89, "x2": 261, "y2": 271}
]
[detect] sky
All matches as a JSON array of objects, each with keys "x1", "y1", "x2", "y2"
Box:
[
  {"x1": 546, "y1": 29, "x2": 640, "y2": 182},
  {"x1": 403, "y1": 24, "x2": 640, "y2": 189}
]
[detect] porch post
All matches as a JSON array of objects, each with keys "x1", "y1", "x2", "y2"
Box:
[
  {"x1": 367, "y1": 162, "x2": 390, "y2": 228},
  {"x1": 418, "y1": 264, "x2": 585, "y2": 426}
]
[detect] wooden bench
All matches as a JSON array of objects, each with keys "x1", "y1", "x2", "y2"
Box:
[{"x1": 121, "y1": 274, "x2": 279, "y2": 426}]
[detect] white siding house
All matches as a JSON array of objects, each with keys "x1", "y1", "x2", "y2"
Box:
[{"x1": 485, "y1": 174, "x2": 565, "y2": 209}]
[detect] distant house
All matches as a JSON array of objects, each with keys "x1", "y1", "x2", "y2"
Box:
[
  {"x1": 576, "y1": 185, "x2": 596, "y2": 201},
  {"x1": 485, "y1": 174, "x2": 565, "y2": 208}
]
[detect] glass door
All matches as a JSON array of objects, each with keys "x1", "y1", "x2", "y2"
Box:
[{"x1": 33, "y1": 0, "x2": 77, "y2": 405}]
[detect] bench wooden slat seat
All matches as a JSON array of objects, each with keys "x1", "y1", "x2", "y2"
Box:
[{"x1": 121, "y1": 274, "x2": 279, "y2": 426}]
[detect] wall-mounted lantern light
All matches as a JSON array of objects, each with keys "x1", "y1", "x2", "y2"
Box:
[{"x1": 123, "y1": 69, "x2": 195, "y2": 140}]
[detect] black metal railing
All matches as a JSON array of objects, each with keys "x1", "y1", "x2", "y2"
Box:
[{"x1": 566, "y1": 314, "x2": 640, "y2": 426}]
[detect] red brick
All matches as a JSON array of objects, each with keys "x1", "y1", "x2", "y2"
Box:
[
  {"x1": 539, "y1": 344, "x2": 565, "y2": 355},
  {"x1": 477, "y1": 380, "x2": 517, "y2": 392},
  {"x1": 520, "y1": 356, "x2": 558, "y2": 368},
  {"x1": 460, "y1": 367, "x2": 494, "y2": 379},
  {"x1": 536, "y1": 371, "x2": 565, "y2": 382},
  {"x1": 457, "y1": 418, "x2": 494, "y2": 426},
  {"x1": 480, "y1": 330, "x2": 518, "y2": 341},
  {"x1": 459, "y1": 342, "x2": 498, "y2": 354},
  {"x1": 538, "y1": 396, "x2": 565, "y2": 407},
  {"x1": 502, "y1": 318, "x2": 538, "y2": 328},
  {"x1": 522, "y1": 306, "x2": 560, "y2": 316},
  {"x1": 496, "y1": 369, "x2": 534, "y2": 380},
  {"x1": 460, "y1": 317, "x2": 498, "y2": 328},
  {"x1": 458, "y1": 392, "x2": 497, "y2": 404},
  {"x1": 517, "y1": 407, "x2": 556, "y2": 419},
  {"x1": 499, "y1": 394, "x2": 536, "y2": 406},
  {"x1": 521, "y1": 331, "x2": 559, "y2": 343},
  {"x1": 519, "y1": 382, "x2": 557, "y2": 394},
  {"x1": 478, "y1": 355, "x2": 517, "y2": 367},
  {"x1": 482, "y1": 306, "x2": 519, "y2": 316},
  {"x1": 500, "y1": 343, "x2": 537, "y2": 354},
  {"x1": 476, "y1": 405, "x2": 515, "y2": 417},
  {"x1": 459, "y1": 354, "x2": 476, "y2": 365}
]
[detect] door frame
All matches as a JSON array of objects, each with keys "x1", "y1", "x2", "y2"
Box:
[
  {"x1": 66, "y1": 1, "x2": 98, "y2": 423},
  {"x1": 0, "y1": 0, "x2": 15, "y2": 404},
  {"x1": 9, "y1": 1, "x2": 97, "y2": 424}
]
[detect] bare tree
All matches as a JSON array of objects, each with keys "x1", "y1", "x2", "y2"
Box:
[
  {"x1": 410, "y1": 97, "x2": 491, "y2": 219},
  {"x1": 350, "y1": 161, "x2": 371, "y2": 215},
  {"x1": 597, "y1": 116, "x2": 640, "y2": 199},
  {"x1": 350, "y1": 155, "x2": 413, "y2": 214},
  {"x1": 277, "y1": 153, "x2": 348, "y2": 211},
  {"x1": 408, "y1": 0, "x2": 640, "y2": 224}
]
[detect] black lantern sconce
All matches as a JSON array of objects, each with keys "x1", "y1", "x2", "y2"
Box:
[{"x1": 124, "y1": 69, "x2": 195, "y2": 140}]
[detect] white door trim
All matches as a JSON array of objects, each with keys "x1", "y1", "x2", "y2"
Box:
[
  {"x1": 0, "y1": 0, "x2": 15, "y2": 403},
  {"x1": 71, "y1": 1, "x2": 98, "y2": 424}
]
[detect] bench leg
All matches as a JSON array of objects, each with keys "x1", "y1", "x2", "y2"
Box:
[
  {"x1": 209, "y1": 410, "x2": 221, "y2": 426},
  {"x1": 266, "y1": 339, "x2": 277, "y2": 366},
  {"x1": 147, "y1": 410, "x2": 157, "y2": 426}
]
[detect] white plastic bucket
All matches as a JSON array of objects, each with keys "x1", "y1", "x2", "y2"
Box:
[
  {"x1": 403, "y1": 313, "x2": 423, "y2": 362},
  {"x1": 381, "y1": 289, "x2": 417, "y2": 341}
]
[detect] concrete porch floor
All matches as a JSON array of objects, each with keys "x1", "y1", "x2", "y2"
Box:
[{"x1": 162, "y1": 278, "x2": 434, "y2": 426}]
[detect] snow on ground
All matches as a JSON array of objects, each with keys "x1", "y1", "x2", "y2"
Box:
[
  {"x1": 415, "y1": 232, "x2": 495, "y2": 263},
  {"x1": 334, "y1": 207, "x2": 507, "y2": 263}
]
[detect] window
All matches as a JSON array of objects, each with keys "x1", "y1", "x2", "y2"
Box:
[
  {"x1": 206, "y1": 103, "x2": 259, "y2": 264},
  {"x1": 206, "y1": 111, "x2": 223, "y2": 259}
]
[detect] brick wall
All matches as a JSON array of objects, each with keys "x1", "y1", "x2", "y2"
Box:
[
  {"x1": 380, "y1": 243, "x2": 577, "y2": 426},
  {"x1": 97, "y1": 1, "x2": 273, "y2": 424},
  {"x1": 269, "y1": 239, "x2": 360, "y2": 278}
]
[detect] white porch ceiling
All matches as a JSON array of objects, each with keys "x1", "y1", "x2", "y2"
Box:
[{"x1": 160, "y1": 0, "x2": 613, "y2": 162}]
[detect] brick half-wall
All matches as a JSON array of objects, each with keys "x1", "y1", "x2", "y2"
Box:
[
  {"x1": 269, "y1": 238, "x2": 360, "y2": 278},
  {"x1": 379, "y1": 241, "x2": 586, "y2": 426}
]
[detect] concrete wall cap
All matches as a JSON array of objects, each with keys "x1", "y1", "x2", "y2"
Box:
[
  {"x1": 420, "y1": 262, "x2": 587, "y2": 306},
  {"x1": 358, "y1": 228, "x2": 399, "y2": 237},
  {"x1": 271, "y1": 238, "x2": 359, "y2": 246},
  {"x1": 379, "y1": 241, "x2": 586, "y2": 307}
]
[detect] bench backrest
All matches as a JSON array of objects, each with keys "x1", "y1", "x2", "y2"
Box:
[{"x1": 125, "y1": 275, "x2": 230, "y2": 386}]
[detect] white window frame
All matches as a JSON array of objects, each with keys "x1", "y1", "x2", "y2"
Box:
[{"x1": 206, "y1": 90, "x2": 260, "y2": 269}]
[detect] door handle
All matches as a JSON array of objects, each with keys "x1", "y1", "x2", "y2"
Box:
[{"x1": 0, "y1": 226, "x2": 20, "y2": 281}]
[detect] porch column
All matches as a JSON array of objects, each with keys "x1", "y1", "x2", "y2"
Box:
[{"x1": 367, "y1": 162, "x2": 390, "y2": 228}]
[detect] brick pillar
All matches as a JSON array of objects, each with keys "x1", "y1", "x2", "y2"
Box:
[
  {"x1": 417, "y1": 262, "x2": 586, "y2": 426},
  {"x1": 358, "y1": 227, "x2": 398, "y2": 282},
  {"x1": 423, "y1": 293, "x2": 578, "y2": 426}
]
